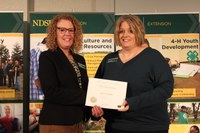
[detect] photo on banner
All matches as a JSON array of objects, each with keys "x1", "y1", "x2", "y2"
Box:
[
  {"x1": 0, "y1": 12, "x2": 23, "y2": 133},
  {"x1": 0, "y1": 103, "x2": 23, "y2": 133},
  {"x1": 29, "y1": 102, "x2": 43, "y2": 133},
  {"x1": 168, "y1": 102, "x2": 200, "y2": 124},
  {"x1": 0, "y1": 12, "x2": 23, "y2": 100}
]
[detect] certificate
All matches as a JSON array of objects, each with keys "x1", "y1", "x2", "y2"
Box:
[{"x1": 85, "y1": 78, "x2": 127, "y2": 110}]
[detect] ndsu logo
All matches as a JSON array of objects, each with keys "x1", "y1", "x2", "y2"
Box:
[{"x1": 32, "y1": 19, "x2": 51, "y2": 27}]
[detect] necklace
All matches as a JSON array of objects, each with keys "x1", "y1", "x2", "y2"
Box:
[
  {"x1": 119, "y1": 51, "x2": 136, "y2": 63},
  {"x1": 119, "y1": 47, "x2": 143, "y2": 63},
  {"x1": 67, "y1": 54, "x2": 74, "y2": 61},
  {"x1": 64, "y1": 51, "x2": 74, "y2": 61}
]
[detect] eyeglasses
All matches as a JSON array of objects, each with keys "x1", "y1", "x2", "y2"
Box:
[{"x1": 57, "y1": 27, "x2": 75, "y2": 34}]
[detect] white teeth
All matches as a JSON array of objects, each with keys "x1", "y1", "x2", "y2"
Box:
[{"x1": 64, "y1": 39, "x2": 70, "y2": 41}]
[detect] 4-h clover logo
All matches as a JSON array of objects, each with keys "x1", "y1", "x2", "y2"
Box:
[{"x1": 187, "y1": 50, "x2": 199, "y2": 62}]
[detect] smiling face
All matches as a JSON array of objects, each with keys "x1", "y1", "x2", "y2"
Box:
[
  {"x1": 190, "y1": 126, "x2": 199, "y2": 133},
  {"x1": 56, "y1": 19, "x2": 75, "y2": 52},
  {"x1": 115, "y1": 15, "x2": 146, "y2": 48},
  {"x1": 119, "y1": 21, "x2": 136, "y2": 49},
  {"x1": 4, "y1": 106, "x2": 11, "y2": 117}
]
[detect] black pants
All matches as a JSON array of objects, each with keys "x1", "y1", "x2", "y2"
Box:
[
  {"x1": 105, "y1": 128, "x2": 168, "y2": 133},
  {"x1": 8, "y1": 75, "x2": 14, "y2": 87},
  {"x1": 3, "y1": 75, "x2": 6, "y2": 85}
]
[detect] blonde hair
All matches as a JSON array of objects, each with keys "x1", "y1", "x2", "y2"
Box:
[
  {"x1": 4, "y1": 105, "x2": 10, "y2": 110},
  {"x1": 115, "y1": 15, "x2": 145, "y2": 47},
  {"x1": 46, "y1": 14, "x2": 83, "y2": 53}
]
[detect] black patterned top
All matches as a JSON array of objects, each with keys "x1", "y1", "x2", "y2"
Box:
[{"x1": 69, "y1": 59, "x2": 82, "y2": 89}]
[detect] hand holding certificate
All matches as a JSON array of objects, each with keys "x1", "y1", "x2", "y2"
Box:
[{"x1": 85, "y1": 78, "x2": 127, "y2": 110}]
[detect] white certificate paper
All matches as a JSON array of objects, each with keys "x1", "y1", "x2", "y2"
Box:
[{"x1": 85, "y1": 78, "x2": 127, "y2": 110}]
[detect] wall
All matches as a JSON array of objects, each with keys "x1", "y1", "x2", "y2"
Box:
[
  {"x1": 115, "y1": 0, "x2": 200, "y2": 15},
  {"x1": 0, "y1": 0, "x2": 200, "y2": 21}
]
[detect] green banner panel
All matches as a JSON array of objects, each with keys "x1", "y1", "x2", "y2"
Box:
[
  {"x1": 115, "y1": 14, "x2": 199, "y2": 34},
  {"x1": 30, "y1": 13, "x2": 114, "y2": 33},
  {"x1": 0, "y1": 12, "x2": 23, "y2": 33}
]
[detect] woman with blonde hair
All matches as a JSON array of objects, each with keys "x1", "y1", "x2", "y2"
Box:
[{"x1": 93, "y1": 15, "x2": 174, "y2": 133}]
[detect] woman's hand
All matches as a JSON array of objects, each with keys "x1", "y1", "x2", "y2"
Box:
[
  {"x1": 118, "y1": 100, "x2": 129, "y2": 112},
  {"x1": 92, "y1": 105, "x2": 104, "y2": 118}
]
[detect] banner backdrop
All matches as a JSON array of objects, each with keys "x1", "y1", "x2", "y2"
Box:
[
  {"x1": 116, "y1": 13, "x2": 200, "y2": 133},
  {"x1": 0, "y1": 12, "x2": 23, "y2": 133},
  {"x1": 29, "y1": 12, "x2": 114, "y2": 133},
  {"x1": 29, "y1": 12, "x2": 199, "y2": 133}
]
